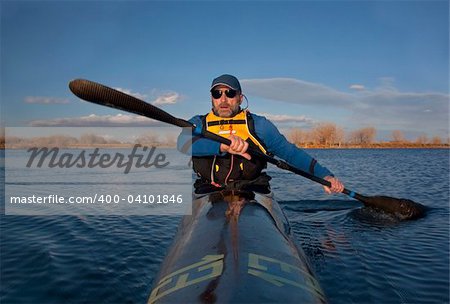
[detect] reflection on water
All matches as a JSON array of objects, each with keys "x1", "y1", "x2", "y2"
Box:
[{"x1": 1, "y1": 149, "x2": 449, "y2": 303}]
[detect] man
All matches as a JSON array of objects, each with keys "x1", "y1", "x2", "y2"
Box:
[{"x1": 178, "y1": 74, "x2": 344, "y2": 194}]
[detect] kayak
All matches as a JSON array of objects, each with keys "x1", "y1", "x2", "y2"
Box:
[{"x1": 148, "y1": 190, "x2": 326, "y2": 303}]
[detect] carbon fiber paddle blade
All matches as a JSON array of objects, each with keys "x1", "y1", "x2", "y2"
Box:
[
  {"x1": 69, "y1": 79, "x2": 192, "y2": 128},
  {"x1": 362, "y1": 195, "x2": 426, "y2": 220}
]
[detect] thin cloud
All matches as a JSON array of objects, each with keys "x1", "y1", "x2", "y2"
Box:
[
  {"x1": 259, "y1": 113, "x2": 316, "y2": 126},
  {"x1": 354, "y1": 90, "x2": 448, "y2": 133},
  {"x1": 114, "y1": 88, "x2": 148, "y2": 100},
  {"x1": 349, "y1": 84, "x2": 365, "y2": 91},
  {"x1": 114, "y1": 87, "x2": 181, "y2": 105},
  {"x1": 241, "y1": 78, "x2": 355, "y2": 107},
  {"x1": 29, "y1": 114, "x2": 167, "y2": 127},
  {"x1": 241, "y1": 77, "x2": 449, "y2": 136},
  {"x1": 152, "y1": 92, "x2": 181, "y2": 105},
  {"x1": 24, "y1": 96, "x2": 70, "y2": 104}
]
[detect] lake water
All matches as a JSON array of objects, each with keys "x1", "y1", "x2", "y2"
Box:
[{"x1": 1, "y1": 148, "x2": 449, "y2": 303}]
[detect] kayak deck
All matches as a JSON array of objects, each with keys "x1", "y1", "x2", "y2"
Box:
[{"x1": 148, "y1": 190, "x2": 326, "y2": 303}]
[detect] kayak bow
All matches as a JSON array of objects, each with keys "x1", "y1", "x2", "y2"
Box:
[{"x1": 148, "y1": 190, "x2": 326, "y2": 303}]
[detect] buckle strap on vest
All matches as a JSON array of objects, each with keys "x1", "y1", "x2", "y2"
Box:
[{"x1": 207, "y1": 119, "x2": 246, "y2": 127}]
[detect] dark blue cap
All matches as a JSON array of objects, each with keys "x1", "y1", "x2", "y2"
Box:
[{"x1": 210, "y1": 74, "x2": 241, "y2": 92}]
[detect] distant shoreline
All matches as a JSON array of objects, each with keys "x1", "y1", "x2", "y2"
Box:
[
  {"x1": 296, "y1": 143, "x2": 450, "y2": 149},
  {"x1": 2, "y1": 132, "x2": 449, "y2": 150},
  {"x1": 0, "y1": 143, "x2": 176, "y2": 150},
  {"x1": 1, "y1": 143, "x2": 449, "y2": 150}
]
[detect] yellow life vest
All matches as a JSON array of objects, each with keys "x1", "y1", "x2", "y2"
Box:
[
  {"x1": 192, "y1": 110, "x2": 269, "y2": 186},
  {"x1": 205, "y1": 110, "x2": 268, "y2": 154}
]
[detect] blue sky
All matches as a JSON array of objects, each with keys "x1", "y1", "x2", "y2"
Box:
[{"x1": 1, "y1": 0, "x2": 449, "y2": 141}]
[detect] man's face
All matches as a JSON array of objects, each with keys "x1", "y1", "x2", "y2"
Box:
[{"x1": 211, "y1": 85, "x2": 243, "y2": 118}]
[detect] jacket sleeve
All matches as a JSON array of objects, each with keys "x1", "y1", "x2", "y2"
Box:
[
  {"x1": 176, "y1": 115, "x2": 222, "y2": 156},
  {"x1": 252, "y1": 114, "x2": 334, "y2": 179}
]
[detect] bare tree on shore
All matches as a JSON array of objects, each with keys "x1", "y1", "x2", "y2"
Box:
[
  {"x1": 348, "y1": 127, "x2": 377, "y2": 145},
  {"x1": 415, "y1": 134, "x2": 429, "y2": 145},
  {"x1": 135, "y1": 132, "x2": 159, "y2": 145},
  {"x1": 287, "y1": 128, "x2": 309, "y2": 146},
  {"x1": 310, "y1": 123, "x2": 344, "y2": 147},
  {"x1": 391, "y1": 130, "x2": 406, "y2": 143},
  {"x1": 431, "y1": 136, "x2": 442, "y2": 145},
  {"x1": 79, "y1": 133, "x2": 107, "y2": 145}
]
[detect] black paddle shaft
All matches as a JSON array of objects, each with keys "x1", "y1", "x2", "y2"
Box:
[{"x1": 68, "y1": 78, "x2": 426, "y2": 220}]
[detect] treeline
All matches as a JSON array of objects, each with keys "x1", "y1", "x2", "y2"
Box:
[
  {"x1": 285, "y1": 123, "x2": 449, "y2": 148},
  {"x1": 1, "y1": 126, "x2": 449, "y2": 149},
  {"x1": 2, "y1": 133, "x2": 177, "y2": 149}
]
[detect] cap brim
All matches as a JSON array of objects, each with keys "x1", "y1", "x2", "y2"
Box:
[{"x1": 210, "y1": 82, "x2": 239, "y2": 91}]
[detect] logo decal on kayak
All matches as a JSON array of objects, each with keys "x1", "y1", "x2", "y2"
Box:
[
  {"x1": 148, "y1": 254, "x2": 224, "y2": 304},
  {"x1": 248, "y1": 253, "x2": 326, "y2": 301},
  {"x1": 148, "y1": 253, "x2": 326, "y2": 303}
]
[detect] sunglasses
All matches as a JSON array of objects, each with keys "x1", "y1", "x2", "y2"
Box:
[{"x1": 211, "y1": 89, "x2": 238, "y2": 99}]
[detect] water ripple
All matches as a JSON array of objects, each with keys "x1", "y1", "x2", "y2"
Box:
[{"x1": 1, "y1": 149, "x2": 448, "y2": 303}]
